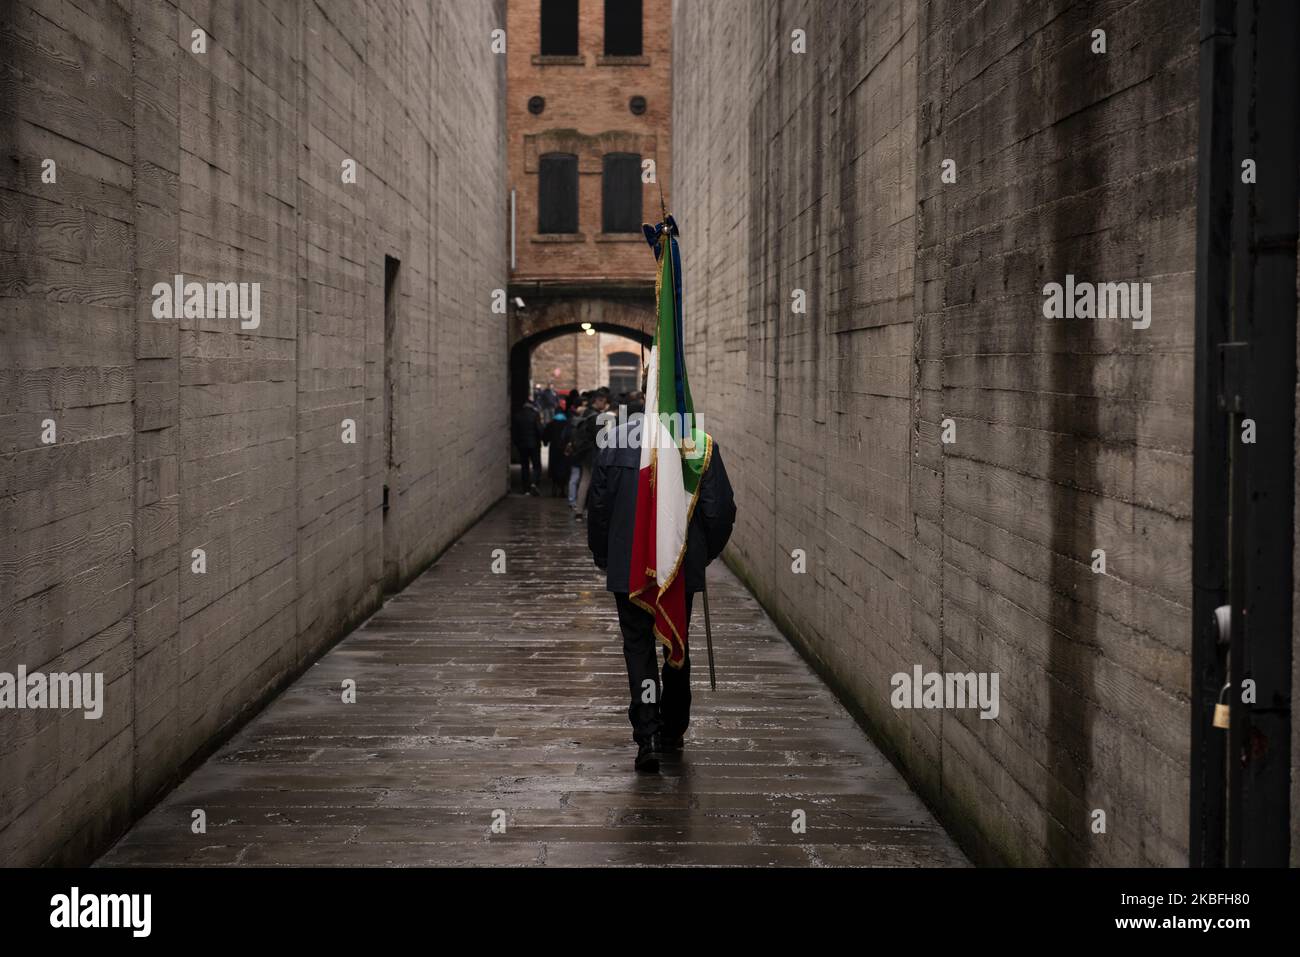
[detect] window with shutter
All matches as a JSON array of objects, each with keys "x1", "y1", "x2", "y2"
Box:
[
  {"x1": 602, "y1": 153, "x2": 642, "y2": 234},
  {"x1": 540, "y1": 0, "x2": 579, "y2": 55},
  {"x1": 538, "y1": 153, "x2": 579, "y2": 234},
  {"x1": 604, "y1": 0, "x2": 642, "y2": 56}
]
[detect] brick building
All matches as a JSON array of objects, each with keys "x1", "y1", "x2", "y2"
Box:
[
  {"x1": 531, "y1": 330, "x2": 643, "y2": 395},
  {"x1": 505, "y1": 0, "x2": 672, "y2": 404}
]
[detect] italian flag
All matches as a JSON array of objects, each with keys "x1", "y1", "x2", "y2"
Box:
[{"x1": 629, "y1": 217, "x2": 712, "y2": 668}]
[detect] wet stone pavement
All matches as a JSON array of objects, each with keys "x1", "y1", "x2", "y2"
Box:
[{"x1": 98, "y1": 495, "x2": 967, "y2": 867}]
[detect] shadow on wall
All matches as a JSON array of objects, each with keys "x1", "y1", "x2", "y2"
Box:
[{"x1": 1042, "y1": 5, "x2": 1105, "y2": 867}]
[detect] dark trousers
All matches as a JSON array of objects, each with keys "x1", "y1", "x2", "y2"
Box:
[
  {"x1": 516, "y1": 444, "x2": 541, "y2": 489},
  {"x1": 614, "y1": 591, "x2": 695, "y2": 747},
  {"x1": 549, "y1": 455, "x2": 570, "y2": 495}
]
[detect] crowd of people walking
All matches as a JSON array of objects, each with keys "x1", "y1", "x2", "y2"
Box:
[{"x1": 511, "y1": 382, "x2": 644, "y2": 519}]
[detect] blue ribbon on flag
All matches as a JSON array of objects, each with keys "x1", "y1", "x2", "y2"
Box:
[{"x1": 641, "y1": 217, "x2": 688, "y2": 414}]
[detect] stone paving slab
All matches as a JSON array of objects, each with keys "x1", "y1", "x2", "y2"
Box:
[{"x1": 97, "y1": 496, "x2": 967, "y2": 867}]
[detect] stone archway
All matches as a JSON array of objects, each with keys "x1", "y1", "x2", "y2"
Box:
[
  {"x1": 507, "y1": 282, "x2": 655, "y2": 411},
  {"x1": 509, "y1": 319, "x2": 652, "y2": 414},
  {"x1": 508, "y1": 281, "x2": 655, "y2": 348}
]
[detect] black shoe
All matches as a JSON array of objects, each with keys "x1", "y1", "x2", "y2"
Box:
[
  {"x1": 655, "y1": 732, "x2": 684, "y2": 754},
  {"x1": 634, "y1": 742, "x2": 659, "y2": 773},
  {"x1": 527, "y1": 484, "x2": 540, "y2": 496}
]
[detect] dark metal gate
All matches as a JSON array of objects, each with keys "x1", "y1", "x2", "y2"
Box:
[{"x1": 1191, "y1": 0, "x2": 1298, "y2": 867}]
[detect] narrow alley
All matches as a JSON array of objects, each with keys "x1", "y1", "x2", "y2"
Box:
[
  {"x1": 4, "y1": 0, "x2": 1299, "y2": 914},
  {"x1": 97, "y1": 497, "x2": 965, "y2": 867}
]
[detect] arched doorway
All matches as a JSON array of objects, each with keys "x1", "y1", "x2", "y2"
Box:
[
  {"x1": 504, "y1": 285, "x2": 655, "y2": 487},
  {"x1": 509, "y1": 321, "x2": 652, "y2": 412}
]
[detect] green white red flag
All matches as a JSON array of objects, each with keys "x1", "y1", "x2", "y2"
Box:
[{"x1": 628, "y1": 216, "x2": 712, "y2": 667}]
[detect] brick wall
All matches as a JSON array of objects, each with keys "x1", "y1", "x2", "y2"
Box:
[
  {"x1": 506, "y1": 0, "x2": 672, "y2": 283},
  {"x1": 531, "y1": 336, "x2": 581, "y2": 392},
  {"x1": 0, "y1": 0, "x2": 508, "y2": 866},
  {"x1": 530, "y1": 330, "x2": 643, "y2": 394},
  {"x1": 673, "y1": 0, "x2": 1197, "y2": 866}
]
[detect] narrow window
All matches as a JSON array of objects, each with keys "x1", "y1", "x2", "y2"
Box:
[
  {"x1": 538, "y1": 153, "x2": 579, "y2": 233},
  {"x1": 604, "y1": 0, "x2": 642, "y2": 56},
  {"x1": 602, "y1": 153, "x2": 642, "y2": 233},
  {"x1": 540, "y1": 0, "x2": 579, "y2": 55}
]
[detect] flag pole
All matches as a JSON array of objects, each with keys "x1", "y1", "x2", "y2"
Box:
[
  {"x1": 658, "y1": 198, "x2": 715, "y2": 691},
  {"x1": 702, "y1": 585, "x2": 717, "y2": 690},
  {"x1": 657, "y1": 159, "x2": 667, "y2": 225}
]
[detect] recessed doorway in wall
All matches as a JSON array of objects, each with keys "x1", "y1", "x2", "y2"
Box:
[{"x1": 383, "y1": 255, "x2": 400, "y2": 588}]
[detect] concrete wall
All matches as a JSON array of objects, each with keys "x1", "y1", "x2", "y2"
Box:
[
  {"x1": 673, "y1": 0, "x2": 1197, "y2": 865},
  {"x1": 0, "y1": 0, "x2": 508, "y2": 866}
]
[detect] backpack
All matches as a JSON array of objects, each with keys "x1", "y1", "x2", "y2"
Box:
[{"x1": 570, "y1": 412, "x2": 599, "y2": 459}]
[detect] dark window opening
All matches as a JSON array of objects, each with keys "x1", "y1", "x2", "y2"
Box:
[
  {"x1": 604, "y1": 0, "x2": 642, "y2": 56},
  {"x1": 607, "y1": 350, "x2": 640, "y2": 397},
  {"x1": 538, "y1": 153, "x2": 579, "y2": 233},
  {"x1": 602, "y1": 153, "x2": 642, "y2": 233},
  {"x1": 540, "y1": 0, "x2": 579, "y2": 55}
]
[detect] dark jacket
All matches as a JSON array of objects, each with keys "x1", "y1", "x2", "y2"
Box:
[
  {"x1": 543, "y1": 414, "x2": 570, "y2": 479},
  {"x1": 587, "y1": 420, "x2": 736, "y2": 594},
  {"x1": 511, "y1": 403, "x2": 542, "y2": 449},
  {"x1": 542, "y1": 414, "x2": 568, "y2": 450},
  {"x1": 569, "y1": 409, "x2": 601, "y2": 464}
]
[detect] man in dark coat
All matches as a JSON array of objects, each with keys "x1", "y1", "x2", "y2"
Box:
[
  {"x1": 586, "y1": 416, "x2": 737, "y2": 772},
  {"x1": 542, "y1": 409, "x2": 570, "y2": 496},
  {"x1": 511, "y1": 398, "x2": 543, "y2": 495},
  {"x1": 567, "y1": 388, "x2": 609, "y2": 520}
]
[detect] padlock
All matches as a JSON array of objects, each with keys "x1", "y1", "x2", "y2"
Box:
[{"x1": 1212, "y1": 682, "x2": 1231, "y2": 729}]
